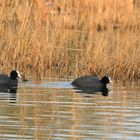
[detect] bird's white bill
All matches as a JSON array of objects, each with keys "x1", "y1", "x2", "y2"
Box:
[
  {"x1": 109, "y1": 77, "x2": 113, "y2": 83},
  {"x1": 17, "y1": 70, "x2": 22, "y2": 78}
]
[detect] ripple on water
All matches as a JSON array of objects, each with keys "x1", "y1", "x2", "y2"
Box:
[{"x1": 0, "y1": 80, "x2": 140, "y2": 139}]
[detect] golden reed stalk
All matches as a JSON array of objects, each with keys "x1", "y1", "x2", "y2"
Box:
[{"x1": 0, "y1": 0, "x2": 140, "y2": 80}]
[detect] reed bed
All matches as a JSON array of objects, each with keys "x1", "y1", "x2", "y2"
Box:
[{"x1": 0, "y1": 0, "x2": 140, "y2": 80}]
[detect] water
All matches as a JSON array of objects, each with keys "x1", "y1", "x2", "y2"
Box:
[{"x1": 0, "y1": 79, "x2": 140, "y2": 140}]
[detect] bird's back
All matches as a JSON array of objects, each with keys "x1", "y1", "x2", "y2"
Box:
[
  {"x1": 72, "y1": 75, "x2": 103, "y2": 88},
  {"x1": 0, "y1": 74, "x2": 10, "y2": 87},
  {"x1": 0, "y1": 74, "x2": 17, "y2": 89}
]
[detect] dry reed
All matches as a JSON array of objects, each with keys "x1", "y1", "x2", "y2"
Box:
[{"x1": 0, "y1": 0, "x2": 140, "y2": 80}]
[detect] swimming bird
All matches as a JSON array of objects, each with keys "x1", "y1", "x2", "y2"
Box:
[
  {"x1": 72, "y1": 75, "x2": 112, "y2": 92},
  {"x1": 0, "y1": 70, "x2": 21, "y2": 92}
]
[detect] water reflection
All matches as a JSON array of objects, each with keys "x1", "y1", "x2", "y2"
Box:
[
  {"x1": 9, "y1": 88, "x2": 17, "y2": 94},
  {"x1": 0, "y1": 88, "x2": 17, "y2": 93},
  {"x1": 0, "y1": 88, "x2": 17, "y2": 103},
  {"x1": 0, "y1": 80, "x2": 140, "y2": 139},
  {"x1": 74, "y1": 86, "x2": 109, "y2": 96},
  {"x1": 0, "y1": 92, "x2": 16, "y2": 104}
]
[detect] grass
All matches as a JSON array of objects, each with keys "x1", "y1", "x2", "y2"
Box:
[{"x1": 0, "y1": 0, "x2": 140, "y2": 80}]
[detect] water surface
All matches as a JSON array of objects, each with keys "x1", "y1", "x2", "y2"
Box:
[{"x1": 0, "y1": 79, "x2": 140, "y2": 140}]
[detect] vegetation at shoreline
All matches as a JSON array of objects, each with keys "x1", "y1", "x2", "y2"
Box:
[{"x1": 0, "y1": 0, "x2": 140, "y2": 80}]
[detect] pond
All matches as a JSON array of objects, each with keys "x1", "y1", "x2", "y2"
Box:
[{"x1": 0, "y1": 78, "x2": 140, "y2": 140}]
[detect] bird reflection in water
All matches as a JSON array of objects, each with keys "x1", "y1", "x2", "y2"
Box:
[
  {"x1": 74, "y1": 86, "x2": 109, "y2": 96},
  {"x1": 0, "y1": 88, "x2": 17, "y2": 103}
]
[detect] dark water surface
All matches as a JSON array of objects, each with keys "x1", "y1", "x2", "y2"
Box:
[{"x1": 0, "y1": 79, "x2": 140, "y2": 140}]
